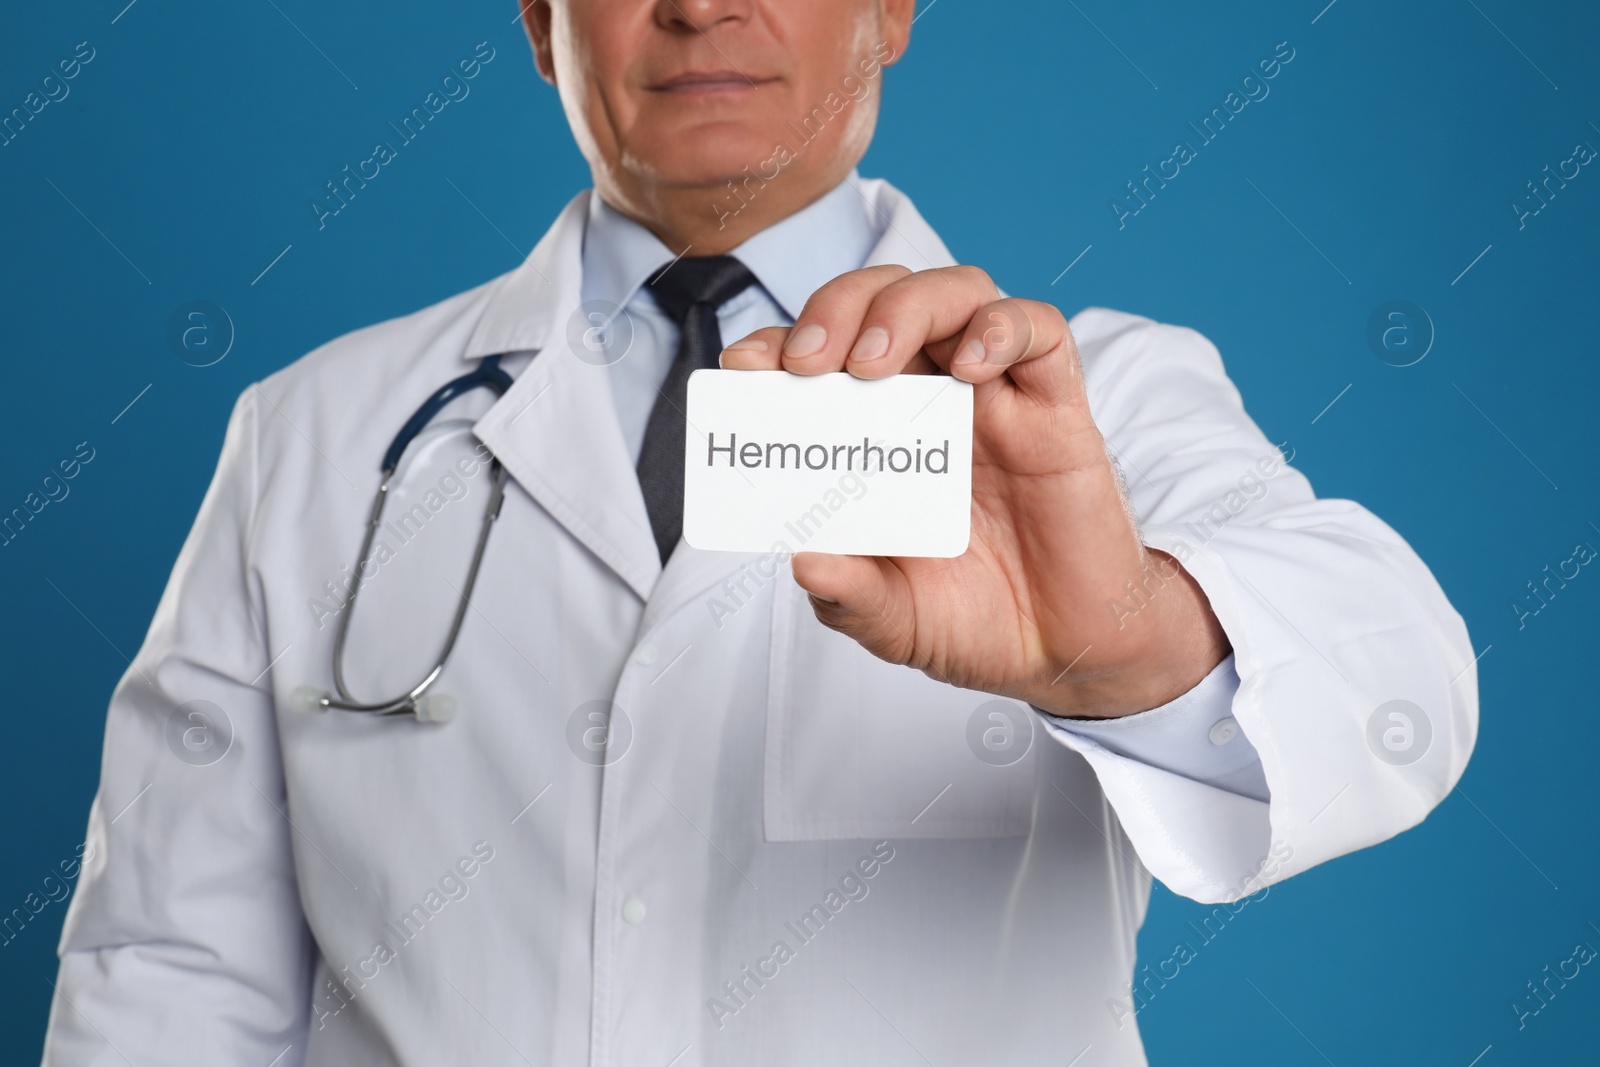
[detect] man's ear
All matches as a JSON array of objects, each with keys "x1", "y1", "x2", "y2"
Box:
[
  {"x1": 521, "y1": 0, "x2": 558, "y2": 86},
  {"x1": 879, "y1": 0, "x2": 916, "y2": 65}
]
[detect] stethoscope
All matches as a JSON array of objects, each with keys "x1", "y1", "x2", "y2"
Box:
[{"x1": 292, "y1": 356, "x2": 513, "y2": 722}]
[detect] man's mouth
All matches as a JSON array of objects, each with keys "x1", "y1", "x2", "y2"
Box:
[{"x1": 647, "y1": 70, "x2": 775, "y2": 94}]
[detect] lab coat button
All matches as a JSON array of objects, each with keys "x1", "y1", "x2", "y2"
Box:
[
  {"x1": 635, "y1": 645, "x2": 658, "y2": 666},
  {"x1": 1208, "y1": 717, "x2": 1240, "y2": 746},
  {"x1": 622, "y1": 898, "x2": 647, "y2": 924}
]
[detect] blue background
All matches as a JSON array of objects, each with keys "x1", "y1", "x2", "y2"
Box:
[{"x1": 2, "y1": 0, "x2": 1596, "y2": 1063}]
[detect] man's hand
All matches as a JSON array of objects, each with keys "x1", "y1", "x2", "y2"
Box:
[{"x1": 719, "y1": 264, "x2": 1230, "y2": 718}]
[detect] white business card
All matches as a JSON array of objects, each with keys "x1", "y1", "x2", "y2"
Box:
[{"x1": 683, "y1": 370, "x2": 973, "y2": 557}]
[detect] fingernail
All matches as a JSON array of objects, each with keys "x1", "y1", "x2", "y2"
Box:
[
  {"x1": 784, "y1": 322, "x2": 827, "y2": 358},
  {"x1": 953, "y1": 338, "x2": 986, "y2": 366},
  {"x1": 849, "y1": 325, "x2": 890, "y2": 363},
  {"x1": 721, "y1": 338, "x2": 768, "y2": 357}
]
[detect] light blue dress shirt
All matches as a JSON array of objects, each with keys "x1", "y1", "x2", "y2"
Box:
[{"x1": 578, "y1": 172, "x2": 1268, "y2": 801}]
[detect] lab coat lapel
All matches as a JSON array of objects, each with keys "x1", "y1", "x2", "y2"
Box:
[
  {"x1": 638, "y1": 545, "x2": 767, "y2": 637},
  {"x1": 469, "y1": 192, "x2": 663, "y2": 602},
  {"x1": 473, "y1": 180, "x2": 962, "y2": 621}
]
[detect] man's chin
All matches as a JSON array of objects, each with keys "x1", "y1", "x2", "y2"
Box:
[{"x1": 625, "y1": 124, "x2": 795, "y2": 189}]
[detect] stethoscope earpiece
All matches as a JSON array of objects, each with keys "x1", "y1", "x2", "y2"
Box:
[
  {"x1": 292, "y1": 683, "x2": 458, "y2": 723},
  {"x1": 291, "y1": 685, "x2": 329, "y2": 714},
  {"x1": 413, "y1": 692, "x2": 458, "y2": 724}
]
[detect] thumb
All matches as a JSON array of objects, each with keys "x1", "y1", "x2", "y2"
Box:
[{"x1": 790, "y1": 552, "x2": 918, "y2": 667}]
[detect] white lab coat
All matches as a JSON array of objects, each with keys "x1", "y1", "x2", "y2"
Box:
[{"x1": 44, "y1": 182, "x2": 1477, "y2": 1067}]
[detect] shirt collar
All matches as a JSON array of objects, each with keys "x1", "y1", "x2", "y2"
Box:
[
  {"x1": 580, "y1": 169, "x2": 884, "y2": 322},
  {"x1": 462, "y1": 176, "x2": 953, "y2": 361}
]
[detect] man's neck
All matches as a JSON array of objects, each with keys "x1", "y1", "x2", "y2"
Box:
[{"x1": 593, "y1": 160, "x2": 857, "y2": 257}]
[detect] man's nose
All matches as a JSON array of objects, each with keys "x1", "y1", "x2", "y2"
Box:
[{"x1": 653, "y1": 0, "x2": 750, "y2": 34}]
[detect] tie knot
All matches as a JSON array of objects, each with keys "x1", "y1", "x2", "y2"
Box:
[{"x1": 644, "y1": 255, "x2": 758, "y2": 323}]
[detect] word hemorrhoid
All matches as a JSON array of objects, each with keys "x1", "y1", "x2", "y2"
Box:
[{"x1": 705, "y1": 433, "x2": 949, "y2": 475}]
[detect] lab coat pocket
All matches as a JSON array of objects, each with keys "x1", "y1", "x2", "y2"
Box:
[{"x1": 763, "y1": 574, "x2": 1038, "y2": 841}]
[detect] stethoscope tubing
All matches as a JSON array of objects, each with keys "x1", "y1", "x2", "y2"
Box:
[{"x1": 311, "y1": 355, "x2": 513, "y2": 719}]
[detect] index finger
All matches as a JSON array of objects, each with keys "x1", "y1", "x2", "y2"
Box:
[{"x1": 785, "y1": 264, "x2": 998, "y2": 377}]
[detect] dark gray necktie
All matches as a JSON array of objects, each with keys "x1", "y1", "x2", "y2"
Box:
[{"x1": 637, "y1": 255, "x2": 758, "y2": 563}]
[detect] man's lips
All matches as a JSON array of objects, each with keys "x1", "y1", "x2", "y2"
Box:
[{"x1": 647, "y1": 71, "x2": 775, "y2": 93}]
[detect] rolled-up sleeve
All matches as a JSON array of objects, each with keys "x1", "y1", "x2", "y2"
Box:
[
  {"x1": 1054, "y1": 308, "x2": 1477, "y2": 905},
  {"x1": 43, "y1": 388, "x2": 312, "y2": 1066}
]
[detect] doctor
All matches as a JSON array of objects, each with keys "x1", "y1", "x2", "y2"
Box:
[{"x1": 44, "y1": 0, "x2": 1476, "y2": 1064}]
